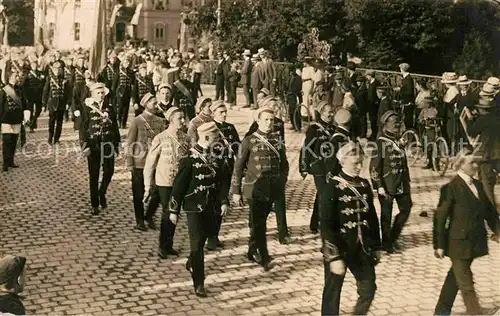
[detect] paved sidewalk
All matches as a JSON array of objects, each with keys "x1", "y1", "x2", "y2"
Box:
[{"x1": 0, "y1": 86, "x2": 499, "y2": 315}]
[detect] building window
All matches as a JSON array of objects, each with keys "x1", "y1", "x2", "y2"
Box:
[
  {"x1": 116, "y1": 22, "x2": 126, "y2": 42},
  {"x1": 154, "y1": 23, "x2": 165, "y2": 41},
  {"x1": 75, "y1": 0, "x2": 81, "y2": 8},
  {"x1": 152, "y1": 0, "x2": 168, "y2": 10},
  {"x1": 74, "y1": 23, "x2": 80, "y2": 41}
]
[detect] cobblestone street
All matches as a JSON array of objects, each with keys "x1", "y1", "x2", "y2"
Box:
[{"x1": 1, "y1": 86, "x2": 499, "y2": 316}]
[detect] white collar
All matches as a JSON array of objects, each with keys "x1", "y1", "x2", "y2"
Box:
[
  {"x1": 402, "y1": 72, "x2": 409, "y2": 78},
  {"x1": 458, "y1": 171, "x2": 475, "y2": 184},
  {"x1": 370, "y1": 78, "x2": 375, "y2": 84}
]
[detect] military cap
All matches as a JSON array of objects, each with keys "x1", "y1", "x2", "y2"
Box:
[
  {"x1": 140, "y1": 93, "x2": 156, "y2": 107},
  {"x1": 0, "y1": 255, "x2": 26, "y2": 286},
  {"x1": 210, "y1": 100, "x2": 226, "y2": 112},
  {"x1": 138, "y1": 63, "x2": 147, "y2": 70},
  {"x1": 89, "y1": 82, "x2": 109, "y2": 95},
  {"x1": 317, "y1": 101, "x2": 331, "y2": 113},
  {"x1": 164, "y1": 106, "x2": 181, "y2": 121},
  {"x1": 198, "y1": 122, "x2": 218, "y2": 135},
  {"x1": 399, "y1": 63, "x2": 410, "y2": 71},
  {"x1": 195, "y1": 96, "x2": 212, "y2": 114},
  {"x1": 441, "y1": 72, "x2": 458, "y2": 84},
  {"x1": 380, "y1": 110, "x2": 398, "y2": 125},
  {"x1": 336, "y1": 141, "x2": 364, "y2": 162},
  {"x1": 256, "y1": 106, "x2": 274, "y2": 117},
  {"x1": 334, "y1": 108, "x2": 352, "y2": 125},
  {"x1": 157, "y1": 83, "x2": 172, "y2": 92},
  {"x1": 474, "y1": 97, "x2": 492, "y2": 109},
  {"x1": 365, "y1": 69, "x2": 375, "y2": 76}
]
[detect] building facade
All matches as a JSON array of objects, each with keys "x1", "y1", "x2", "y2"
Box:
[{"x1": 34, "y1": 0, "x2": 203, "y2": 50}]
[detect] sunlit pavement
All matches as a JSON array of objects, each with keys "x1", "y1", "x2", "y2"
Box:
[{"x1": 1, "y1": 85, "x2": 499, "y2": 315}]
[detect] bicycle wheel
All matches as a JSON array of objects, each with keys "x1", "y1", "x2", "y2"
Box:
[
  {"x1": 293, "y1": 104, "x2": 312, "y2": 132},
  {"x1": 432, "y1": 136, "x2": 449, "y2": 177},
  {"x1": 401, "y1": 129, "x2": 422, "y2": 166}
]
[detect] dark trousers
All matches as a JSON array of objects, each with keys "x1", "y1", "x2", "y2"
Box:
[
  {"x1": 186, "y1": 206, "x2": 216, "y2": 287},
  {"x1": 311, "y1": 175, "x2": 326, "y2": 231},
  {"x1": 379, "y1": 193, "x2": 412, "y2": 246},
  {"x1": 87, "y1": 144, "x2": 115, "y2": 208},
  {"x1": 48, "y1": 110, "x2": 65, "y2": 142},
  {"x1": 215, "y1": 75, "x2": 225, "y2": 101},
  {"x1": 478, "y1": 160, "x2": 499, "y2": 208},
  {"x1": 403, "y1": 104, "x2": 415, "y2": 130},
  {"x1": 252, "y1": 87, "x2": 260, "y2": 107},
  {"x1": 131, "y1": 168, "x2": 160, "y2": 225},
  {"x1": 29, "y1": 99, "x2": 43, "y2": 130},
  {"x1": 117, "y1": 95, "x2": 131, "y2": 128},
  {"x1": 287, "y1": 94, "x2": 301, "y2": 131},
  {"x1": 435, "y1": 258, "x2": 482, "y2": 315},
  {"x1": 243, "y1": 84, "x2": 252, "y2": 106},
  {"x1": 359, "y1": 111, "x2": 368, "y2": 138},
  {"x1": 248, "y1": 199, "x2": 271, "y2": 264},
  {"x1": 2, "y1": 133, "x2": 19, "y2": 167},
  {"x1": 158, "y1": 186, "x2": 176, "y2": 251},
  {"x1": 193, "y1": 73, "x2": 203, "y2": 97},
  {"x1": 321, "y1": 258, "x2": 376, "y2": 315},
  {"x1": 368, "y1": 110, "x2": 378, "y2": 140},
  {"x1": 228, "y1": 82, "x2": 237, "y2": 105},
  {"x1": 224, "y1": 80, "x2": 231, "y2": 101}
]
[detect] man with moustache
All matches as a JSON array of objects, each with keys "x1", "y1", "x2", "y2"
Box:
[
  {"x1": 206, "y1": 101, "x2": 240, "y2": 250},
  {"x1": 233, "y1": 106, "x2": 289, "y2": 270},
  {"x1": 144, "y1": 106, "x2": 190, "y2": 258}
]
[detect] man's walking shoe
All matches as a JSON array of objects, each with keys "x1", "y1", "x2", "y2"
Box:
[
  {"x1": 279, "y1": 236, "x2": 292, "y2": 245},
  {"x1": 194, "y1": 285, "x2": 207, "y2": 298},
  {"x1": 91, "y1": 207, "x2": 100, "y2": 216},
  {"x1": 166, "y1": 248, "x2": 180, "y2": 256},
  {"x1": 99, "y1": 194, "x2": 107, "y2": 209},
  {"x1": 146, "y1": 220, "x2": 157, "y2": 230},
  {"x1": 262, "y1": 261, "x2": 275, "y2": 272},
  {"x1": 206, "y1": 237, "x2": 218, "y2": 251},
  {"x1": 158, "y1": 249, "x2": 168, "y2": 260},
  {"x1": 2, "y1": 165, "x2": 8, "y2": 172},
  {"x1": 383, "y1": 244, "x2": 395, "y2": 254},
  {"x1": 215, "y1": 238, "x2": 224, "y2": 249},
  {"x1": 247, "y1": 251, "x2": 261, "y2": 264},
  {"x1": 9, "y1": 163, "x2": 19, "y2": 168},
  {"x1": 135, "y1": 223, "x2": 147, "y2": 231}
]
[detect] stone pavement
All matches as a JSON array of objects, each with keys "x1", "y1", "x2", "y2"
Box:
[{"x1": 1, "y1": 86, "x2": 499, "y2": 316}]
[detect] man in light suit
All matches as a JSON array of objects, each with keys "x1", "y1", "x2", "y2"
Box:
[
  {"x1": 240, "y1": 49, "x2": 253, "y2": 108},
  {"x1": 433, "y1": 147, "x2": 500, "y2": 315},
  {"x1": 258, "y1": 49, "x2": 277, "y2": 96}
]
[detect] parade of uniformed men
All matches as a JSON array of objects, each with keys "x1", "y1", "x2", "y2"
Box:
[{"x1": 1, "y1": 0, "x2": 500, "y2": 314}]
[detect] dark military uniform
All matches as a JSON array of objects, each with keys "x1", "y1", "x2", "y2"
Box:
[
  {"x1": 79, "y1": 97, "x2": 120, "y2": 212},
  {"x1": 22, "y1": 68, "x2": 45, "y2": 130},
  {"x1": 245, "y1": 117, "x2": 285, "y2": 142},
  {"x1": 63, "y1": 67, "x2": 74, "y2": 121},
  {"x1": 169, "y1": 145, "x2": 230, "y2": 291},
  {"x1": 71, "y1": 66, "x2": 87, "y2": 130},
  {"x1": 207, "y1": 120, "x2": 241, "y2": 248},
  {"x1": 370, "y1": 131, "x2": 412, "y2": 249},
  {"x1": 156, "y1": 100, "x2": 172, "y2": 121},
  {"x1": 233, "y1": 129, "x2": 289, "y2": 265},
  {"x1": 170, "y1": 79, "x2": 196, "y2": 121},
  {"x1": 329, "y1": 126, "x2": 352, "y2": 175},
  {"x1": 132, "y1": 73, "x2": 155, "y2": 117},
  {"x1": 299, "y1": 118, "x2": 336, "y2": 233},
  {"x1": 42, "y1": 72, "x2": 71, "y2": 144},
  {"x1": 112, "y1": 65, "x2": 135, "y2": 128},
  {"x1": 320, "y1": 171, "x2": 381, "y2": 315}
]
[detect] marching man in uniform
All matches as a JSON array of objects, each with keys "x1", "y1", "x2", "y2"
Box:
[
  {"x1": 126, "y1": 93, "x2": 165, "y2": 231},
  {"x1": 112, "y1": 56, "x2": 135, "y2": 129},
  {"x1": 144, "y1": 106, "x2": 190, "y2": 259},
  {"x1": 168, "y1": 122, "x2": 230, "y2": 297},
  {"x1": 320, "y1": 141, "x2": 381, "y2": 316},
  {"x1": 132, "y1": 63, "x2": 155, "y2": 117},
  {"x1": 300, "y1": 101, "x2": 336, "y2": 234},
  {"x1": 79, "y1": 83, "x2": 120, "y2": 215},
  {"x1": 233, "y1": 106, "x2": 289, "y2": 269},
  {"x1": 206, "y1": 100, "x2": 240, "y2": 250},
  {"x1": 370, "y1": 110, "x2": 412, "y2": 254}
]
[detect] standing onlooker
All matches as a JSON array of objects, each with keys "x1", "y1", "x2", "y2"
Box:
[
  {"x1": 250, "y1": 54, "x2": 262, "y2": 109},
  {"x1": 365, "y1": 70, "x2": 379, "y2": 140},
  {"x1": 414, "y1": 79, "x2": 431, "y2": 120},
  {"x1": 354, "y1": 73, "x2": 368, "y2": 138},
  {"x1": 215, "y1": 52, "x2": 225, "y2": 101},
  {"x1": 441, "y1": 72, "x2": 459, "y2": 149},
  {"x1": 222, "y1": 51, "x2": 232, "y2": 102},
  {"x1": 192, "y1": 58, "x2": 204, "y2": 97},
  {"x1": 301, "y1": 57, "x2": 315, "y2": 117},
  {"x1": 259, "y1": 49, "x2": 277, "y2": 95},
  {"x1": 285, "y1": 64, "x2": 302, "y2": 131},
  {"x1": 0, "y1": 255, "x2": 27, "y2": 315},
  {"x1": 227, "y1": 62, "x2": 240, "y2": 109},
  {"x1": 433, "y1": 147, "x2": 500, "y2": 315},
  {"x1": 331, "y1": 73, "x2": 344, "y2": 112},
  {"x1": 399, "y1": 62, "x2": 415, "y2": 129},
  {"x1": 240, "y1": 49, "x2": 253, "y2": 108}
]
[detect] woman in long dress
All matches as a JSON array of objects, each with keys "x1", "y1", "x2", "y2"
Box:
[{"x1": 301, "y1": 57, "x2": 315, "y2": 117}]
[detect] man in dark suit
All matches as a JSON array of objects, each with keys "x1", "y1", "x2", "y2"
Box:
[
  {"x1": 214, "y1": 53, "x2": 225, "y2": 101},
  {"x1": 466, "y1": 97, "x2": 500, "y2": 208},
  {"x1": 365, "y1": 70, "x2": 379, "y2": 140},
  {"x1": 399, "y1": 63, "x2": 415, "y2": 129},
  {"x1": 250, "y1": 54, "x2": 262, "y2": 109},
  {"x1": 354, "y1": 74, "x2": 368, "y2": 138},
  {"x1": 240, "y1": 49, "x2": 253, "y2": 108},
  {"x1": 433, "y1": 147, "x2": 500, "y2": 315}
]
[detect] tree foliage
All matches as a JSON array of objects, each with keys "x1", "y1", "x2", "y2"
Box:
[{"x1": 5, "y1": 0, "x2": 34, "y2": 46}]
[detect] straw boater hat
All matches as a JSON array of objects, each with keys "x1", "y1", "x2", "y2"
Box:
[
  {"x1": 474, "y1": 97, "x2": 492, "y2": 109},
  {"x1": 479, "y1": 84, "x2": 497, "y2": 97},
  {"x1": 441, "y1": 72, "x2": 459, "y2": 84},
  {"x1": 456, "y1": 75, "x2": 472, "y2": 85},
  {"x1": 486, "y1": 77, "x2": 500, "y2": 90},
  {"x1": 242, "y1": 49, "x2": 251, "y2": 56}
]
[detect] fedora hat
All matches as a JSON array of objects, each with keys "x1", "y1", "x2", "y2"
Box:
[
  {"x1": 456, "y1": 75, "x2": 472, "y2": 85},
  {"x1": 242, "y1": 49, "x2": 251, "y2": 56},
  {"x1": 441, "y1": 72, "x2": 458, "y2": 84},
  {"x1": 251, "y1": 53, "x2": 261, "y2": 60},
  {"x1": 474, "y1": 97, "x2": 492, "y2": 109}
]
